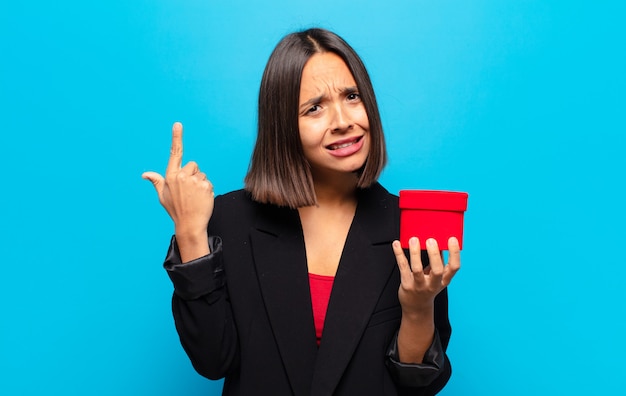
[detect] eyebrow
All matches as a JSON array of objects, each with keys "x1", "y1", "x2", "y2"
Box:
[
  {"x1": 299, "y1": 95, "x2": 324, "y2": 112},
  {"x1": 298, "y1": 86, "x2": 359, "y2": 112}
]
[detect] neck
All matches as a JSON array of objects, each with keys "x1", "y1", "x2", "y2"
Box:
[{"x1": 311, "y1": 173, "x2": 359, "y2": 207}]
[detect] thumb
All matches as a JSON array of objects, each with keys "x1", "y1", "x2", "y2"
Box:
[{"x1": 141, "y1": 171, "x2": 165, "y2": 195}]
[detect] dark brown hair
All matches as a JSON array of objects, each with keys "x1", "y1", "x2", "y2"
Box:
[{"x1": 244, "y1": 28, "x2": 387, "y2": 208}]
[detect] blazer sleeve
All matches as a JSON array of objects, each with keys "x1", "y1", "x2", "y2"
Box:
[
  {"x1": 385, "y1": 288, "x2": 452, "y2": 395},
  {"x1": 163, "y1": 235, "x2": 240, "y2": 380}
]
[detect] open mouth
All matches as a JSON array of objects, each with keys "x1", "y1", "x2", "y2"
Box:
[{"x1": 326, "y1": 136, "x2": 363, "y2": 150}]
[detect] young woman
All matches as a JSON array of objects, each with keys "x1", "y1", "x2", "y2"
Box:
[{"x1": 143, "y1": 28, "x2": 460, "y2": 395}]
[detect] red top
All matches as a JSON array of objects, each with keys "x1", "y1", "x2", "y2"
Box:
[{"x1": 308, "y1": 273, "x2": 335, "y2": 346}]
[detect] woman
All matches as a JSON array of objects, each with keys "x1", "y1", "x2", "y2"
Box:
[{"x1": 143, "y1": 28, "x2": 460, "y2": 395}]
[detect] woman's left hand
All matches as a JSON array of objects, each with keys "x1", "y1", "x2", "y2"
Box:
[{"x1": 392, "y1": 237, "x2": 461, "y2": 315}]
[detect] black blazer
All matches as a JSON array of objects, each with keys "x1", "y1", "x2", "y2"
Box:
[{"x1": 164, "y1": 183, "x2": 452, "y2": 395}]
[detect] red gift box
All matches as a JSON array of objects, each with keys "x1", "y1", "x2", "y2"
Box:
[{"x1": 399, "y1": 190, "x2": 469, "y2": 250}]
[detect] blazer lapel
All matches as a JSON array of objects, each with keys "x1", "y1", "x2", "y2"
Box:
[
  {"x1": 250, "y1": 204, "x2": 318, "y2": 396},
  {"x1": 310, "y1": 184, "x2": 399, "y2": 395}
]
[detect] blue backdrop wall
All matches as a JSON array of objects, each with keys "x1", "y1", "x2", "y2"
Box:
[{"x1": 1, "y1": 1, "x2": 624, "y2": 395}]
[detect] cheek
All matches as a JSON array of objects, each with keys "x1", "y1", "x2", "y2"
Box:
[
  {"x1": 298, "y1": 119, "x2": 326, "y2": 145},
  {"x1": 298, "y1": 120, "x2": 310, "y2": 146},
  {"x1": 298, "y1": 129, "x2": 318, "y2": 155},
  {"x1": 358, "y1": 109, "x2": 370, "y2": 128},
  {"x1": 349, "y1": 105, "x2": 370, "y2": 129}
]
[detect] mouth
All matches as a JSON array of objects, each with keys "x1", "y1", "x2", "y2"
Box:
[{"x1": 326, "y1": 136, "x2": 363, "y2": 150}]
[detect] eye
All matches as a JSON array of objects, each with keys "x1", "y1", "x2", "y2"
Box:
[
  {"x1": 306, "y1": 104, "x2": 321, "y2": 114},
  {"x1": 347, "y1": 92, "x2": 361, "y2": 102}
]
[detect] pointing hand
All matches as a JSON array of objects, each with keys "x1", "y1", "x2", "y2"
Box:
[{"x1": 143, "y1": 123, "x2": 214, "y2": 257}]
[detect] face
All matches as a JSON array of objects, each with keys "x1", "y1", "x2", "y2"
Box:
[{"x1": 298, "y1": 52, "x2": 370, "y2": 181}]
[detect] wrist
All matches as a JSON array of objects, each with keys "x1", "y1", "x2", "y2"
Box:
[
  {"x1": 174, "y1": 228, "x2": 210, "y2": 263},
  {"x1": 401, "y1": 304, "x2": 435, "y2": 323},
  {"x1": 174, "y1": 226, "x2": 207, "y2": 242},
  {"x1": 397, "y1": 309, "x2": 436, "y2": 364}
]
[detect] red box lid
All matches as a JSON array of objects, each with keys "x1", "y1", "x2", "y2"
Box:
[{"x1": 399, "y1": 190, "x2": 468, "y2": 212}]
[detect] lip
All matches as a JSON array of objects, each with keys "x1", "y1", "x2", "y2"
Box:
[{"x1": 325, "y1": 135, "x2": 365, "y2": 157}]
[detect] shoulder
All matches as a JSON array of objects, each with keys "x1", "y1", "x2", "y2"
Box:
[
  {"x1": 211, "y1": 189, "x2": 296, "y2": 231},
  {"x1": 214, "y1": 189, "x2": 253, "y2": 209},
  {"x1": 214, "y1": 189, "x2": 290, "y2": 215},
  {"x1": 358, "y1": 182, "x2": 399, "y2": 211},
  {"x1": 210, "y1": 189, "x2": 255, "y2": 231},
  {"x1": 354, "y1": 182, "x2": 400, "y2": 240}
]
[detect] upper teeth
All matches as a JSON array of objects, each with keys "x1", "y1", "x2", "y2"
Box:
[{"x1": 330, "y1": 141, "x2": 354, "y2": 150}]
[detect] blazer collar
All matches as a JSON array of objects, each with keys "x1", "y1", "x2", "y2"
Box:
[{"x1": 250, "y1": 183, "x2": 398, "y2": 395}]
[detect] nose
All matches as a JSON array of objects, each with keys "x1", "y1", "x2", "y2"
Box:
[{"x1": 330, "y1": 103, "x2": 352, "y2": 133}]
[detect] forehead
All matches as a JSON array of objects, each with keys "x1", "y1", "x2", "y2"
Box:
[{"x1": 300, "y1": 52, "x2": 356, "y2": 92}]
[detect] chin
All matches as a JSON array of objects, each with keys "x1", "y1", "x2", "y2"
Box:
[{"x1": 344, "y1": 162, "x2": 367, "y2": 175}]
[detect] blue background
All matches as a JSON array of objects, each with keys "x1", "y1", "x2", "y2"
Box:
[{"x1": 1, "y1": 1, "x2": 624, "y2": 394}]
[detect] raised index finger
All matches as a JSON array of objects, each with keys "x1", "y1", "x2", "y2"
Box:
[{"x1": 166, "y1": 122, "x2": 183, "y2": 175}]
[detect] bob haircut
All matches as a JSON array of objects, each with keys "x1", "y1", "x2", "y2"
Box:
[{"x1": 244, "y1": 28, "x2": 387, "y2": 208}]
